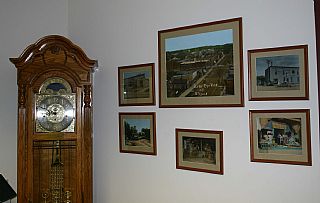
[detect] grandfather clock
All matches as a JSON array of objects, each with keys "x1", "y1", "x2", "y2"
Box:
[{"x1": 10, "y1": 35, "x2": 97, "y2": 203}]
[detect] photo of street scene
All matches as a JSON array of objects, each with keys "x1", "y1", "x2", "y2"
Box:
[
  {"x1": 124, "y1": 118, "x2": 151, "y2": 147},
  {"x1": 165, "y1": 29, "x2": 235, "y2": 98},
  {"x1": 123, "y1": 71, "x2": 150, "y2": 99},
  {"x1": 256, "y1": 55, "x2": 300, "y2": 91},
  {"x1": 182, "y1": 136, "x2": 216, "y2": 164},
  {"x1": 256, "y1": 117, "x2": 302, "y2": 155}
]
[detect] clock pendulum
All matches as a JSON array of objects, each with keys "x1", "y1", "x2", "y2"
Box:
[{"x1": 50, "y1": 141, "x2": 64, "y2": 203}]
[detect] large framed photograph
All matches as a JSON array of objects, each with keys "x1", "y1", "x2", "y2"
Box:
[
  {"x1": 248, "y1": 45, "x2": 309, "y2": 101},
  {"x1": 176, "y1": 128, "x2": 223, "y2": 174},
  {"x1": 158, "y1": 17, "x2": 243, "y2": 107},
  {"x1": 118, "y1": 63, "x2": 155, "y2": 106},
  {"x1": 119, "y1": 112, "x2": 156, "y2": 155},
  {"x1": 249, "y1": 109, "x2": 311, "y2": 166}
]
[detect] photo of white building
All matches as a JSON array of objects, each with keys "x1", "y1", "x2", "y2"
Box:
[{"x1": 264, "y1": 65, "x2": 299, "y2": 86}]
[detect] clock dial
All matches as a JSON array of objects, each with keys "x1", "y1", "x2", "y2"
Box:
[{"x1": 36, "y1": 95, "x2": 75, "y2": 132}]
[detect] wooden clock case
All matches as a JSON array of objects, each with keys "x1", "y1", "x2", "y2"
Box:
[{"x1": 10, "y1": 35, "x2": 97, "y2": 203}]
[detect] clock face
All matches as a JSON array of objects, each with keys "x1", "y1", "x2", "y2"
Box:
[{"x1": 36, "y1": 95, "x2": 75, "y2": 132}]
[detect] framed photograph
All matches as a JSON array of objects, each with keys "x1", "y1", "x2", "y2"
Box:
[
  {"x1": 176, "y1": 128, "x2": 223, "y2": 174},
  {"x1": 118, "y1": 63, "x2": 155, "y2": 106},
  {"x1": 249, "y1": 109, "x2": 311, "y2": 166},
  {"x1": 158, "y1": 17, "x2": 243, "y2": 107},
  {"x1": 119, "y1": 112, "x2": 156, "y2": 155},
  {"x1": 248, "y1": 45, "x2": 309, "y2": 101}
]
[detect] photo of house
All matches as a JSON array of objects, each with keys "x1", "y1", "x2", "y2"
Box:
[
  {"x1": 123, "y1": 72, "x2": 149, "y2": 99},
  {"x1": 256, "y1": 55, "x2": 300, "y2": 91}
]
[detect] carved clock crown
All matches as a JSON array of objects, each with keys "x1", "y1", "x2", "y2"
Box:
[{"x1": 10, "y1": 35, "x2": 97, "y2": 107}]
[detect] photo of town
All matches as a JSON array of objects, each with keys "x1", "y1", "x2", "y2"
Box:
[
  {"x1": 255, "y1": 55, "x2": 300, "y2": 91},
  {"x1": 123, "y1": 71, "x2": 149, "y2": 99},
  {"x1": 124, "y1": 118, "x2": 151, "y2": 147},
  {"x1": 182, "y1": 136, "x2": 216, "y2": 164},
  {"x1": 165, "y1": 29, "x2": 235, "y2": 98},
  {"x1": 256, "y1": 117, "x2": 302, "y2": 155}
]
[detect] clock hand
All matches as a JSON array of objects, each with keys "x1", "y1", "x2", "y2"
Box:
[
  {"x1": 37, "y1": 106, "x2": 52, "y2": 117},
  {"x1": 37, "y1": 106, "x2": 58, "y2": 116},
  {"x1": 46, "y1": 110, "x2": 55, "y2": 116},
  {"x1": 37, "y1": 106, "x2": 47, "y2": 111}
]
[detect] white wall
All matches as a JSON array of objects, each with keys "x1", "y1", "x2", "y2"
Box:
[
  {"x1": 0, "y1": 1, "x2": 68, "y2": 202},
  {"x1": 1, "y1": 0, "x2": 319, "y2": 203},
  {"x1": 69, "y1": 0, "x2": 320, "y2": 203}
]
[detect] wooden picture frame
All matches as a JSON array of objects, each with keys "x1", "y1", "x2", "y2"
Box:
[
  {"x1": 249, "y1": 109, "x2": 311, "y2": 166},
  {"x1": 176, "y1": 128, "x2": 223, "y2": 174},
  {"x1": 248, "y1": 45, "x2": 309, "y2": 101},
  {"x1": 313, "y1": 0, "x2": 320, "y2": 140},
  {"x1": 118, "y1": 63, "x2": 155, "y2": 106},
  {"x1": 119, "y1": 112, "x2": 156, "y2": 155},
  {"x1": 158, "y1": 17, "x2": 243, "y2": 107}
]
